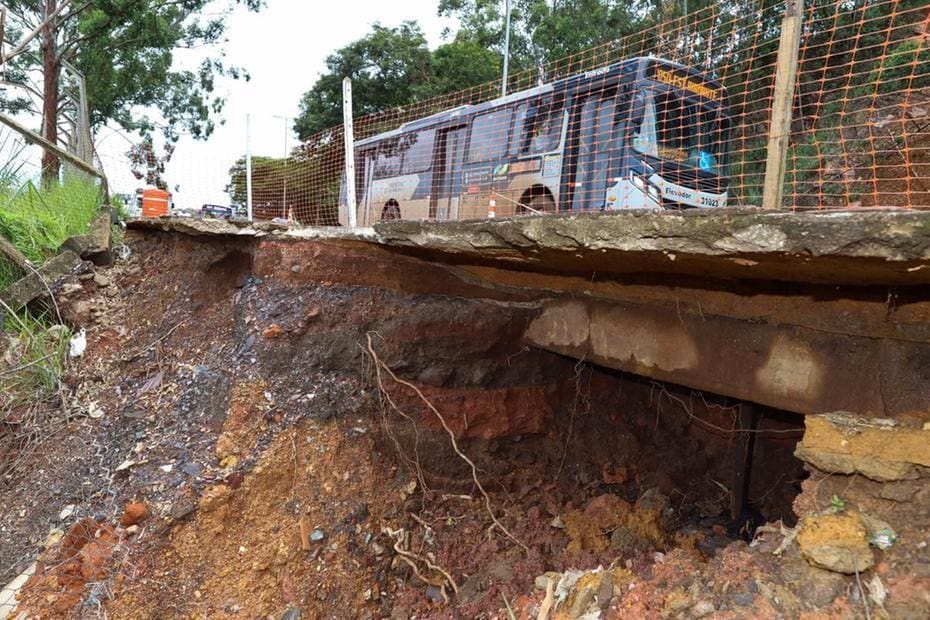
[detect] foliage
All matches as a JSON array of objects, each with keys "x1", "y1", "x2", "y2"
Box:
[
  {"x1": 0, "y1": 175, "x2": 101, "y2": 264},
  {"x1": 0, "y1": 0, "x2": 266, "y2": 171},
  {"x1": 126, "y1": 137, "x2": 175, "y2": 191},
  {"x1": 0, "y1": 309, "x2": 70, "y2": 410},
  {"x1": 227, "y1": 136, "x2": 343, "y2": 224}
]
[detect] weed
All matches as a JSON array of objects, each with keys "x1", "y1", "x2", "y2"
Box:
[{"x1": 0, "y1": 175, "x2": 102, "y2": 265}]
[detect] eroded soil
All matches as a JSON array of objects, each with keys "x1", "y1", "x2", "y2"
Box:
[{"x1": 2, "y1": 230, "x2": 928, "y2": 619}]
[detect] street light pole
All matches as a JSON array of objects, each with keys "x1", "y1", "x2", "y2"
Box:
[
  {"x1": 501, "y1": 0, "x2": 512, "y2": 97},
  {"x1": 273, "y1": 115, "x2": 290, "y2": 219}
]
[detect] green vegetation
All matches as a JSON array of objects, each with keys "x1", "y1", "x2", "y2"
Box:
[
  {"x1": 1, "y1": 0, "x2": 266, "y2": 180},
  {"x1": 0, "y1": 163, "x2": 102, "y2": 289},
  {"x1": 0, "y1": 176, "x2": 101, "y2": 263},
  {"x1": 0, "y1": 307, "x2": 71, "y2": 482},
  {"x1": 0, "y1": 309, "x2": 70, "y2": 410}
]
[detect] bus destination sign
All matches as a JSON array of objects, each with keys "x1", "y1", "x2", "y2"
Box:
[{"x1": 651, "y1": 64, "x2": 722, "y2": 102}]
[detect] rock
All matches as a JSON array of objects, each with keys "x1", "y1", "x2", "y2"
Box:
[
  {"x1": 280, "y1": 607, "x2": 302, "y2": 620},
  {"x1": 62, "y1": 299, "x2": 93, "y2": 327},
  {"x1": 93, "y1": 273, "x2": 110, "y2": 287},
  {"x1": 45, "y1": 324, "x2": 70, "y2": 345},
  {"x1": 663, "y1": 588, "x2": 692, "y2": 615},
  {"x1": 795, "y1": 414, "x2": 929, "y2": 482},
  {"x1": 86, "y1": 211, "x2": 114, "y2": 265},
  {"x1": 583, "y1": 493, "x2": 630, "y2": 530},
  {"x1": 610, "y1": 526, "x2": 652, "y2": 555},
  {"x1": 58, "y1": 504, "x2": 75, "y2": 520},
  {"x1": 215, "y1": 434, "x2": 236, "y2": 459},
  {"x1": 199, "y1": 485, "x2": 232, "y2": 513},
  {"x1": 797, "y1": 512, "x2": 875, "y2": 574},
  {"x1": 310, "y1": 529, "x2": 325, "y2": 542},
  {"x1": 120, "y1": 501, "x2": 149, "y2": 526},
  {"x1": 263, "y1": 323, "x2": 283, "y2": 339},
  {"x1": 59, "y1": 282, "x2": 84, "y2": 296},
  {"x1": 170, "y1": 497, "x2": 198, "y2": 521},
  {"x1": 0, "y1": 250, "x2": 82, "y2": 312},
  {"x1": 181, "y1": 462, "x2": 202, "y2": 477},
  {"x1": 691, "y1": 600, "x2": 715, "y2": 617}
]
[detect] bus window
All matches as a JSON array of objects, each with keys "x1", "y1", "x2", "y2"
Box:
[
  {"x1": 509, "y1": 103, "x2": 528, "y2": 157},
  {"x1": 374, "y1": 139, "x2": 403, "y2": 179},
  {"x1": 401, "y1": 129, "x2": 436, "y2": 175},
  {"x1": 633, "y1": 90, "x2": 725, "y2": 174},
  {"x1": 467, "y1": 108, "x2": 513, "y2": 163},
  {"x1": 522, "y1": 97, "x2": 563, "y2": 155}
]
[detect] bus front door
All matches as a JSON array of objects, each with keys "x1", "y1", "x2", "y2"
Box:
[
  {"x1": 431, "y1": 126, "x2": 467, "y2": 220},
  {"x1": 564, "y1": 88, "x2": 618, "y2": 212}
]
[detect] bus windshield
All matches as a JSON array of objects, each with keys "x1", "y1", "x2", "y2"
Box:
[{"x1": 631, "y1": 89, "x2": 727, "y2": 175}]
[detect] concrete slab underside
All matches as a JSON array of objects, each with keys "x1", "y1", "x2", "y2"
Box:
[{"x1": 130, "y1": 209, "x2": 930, "y2": 420}]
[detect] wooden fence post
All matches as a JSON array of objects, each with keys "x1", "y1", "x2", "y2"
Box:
[{"x1": 762, "y1": 0, "x2": 804, "y2": 210}]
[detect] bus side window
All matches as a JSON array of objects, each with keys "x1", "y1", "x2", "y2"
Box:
[
  {"x1": 468, "y1": 108, "x2": 513, "y2": 163},
  {"x1": 522, "y1": 96, "x2": 562, "y2": 155},
  {"x1": 401, "y1": 129, "x2": 436, "y2": 175},
  {"x1": 374, "y1": 139, "x2": 403, "y2": 179},
  {"x1": 509, "y1": 103, "x2": 528, "y2": 157}
]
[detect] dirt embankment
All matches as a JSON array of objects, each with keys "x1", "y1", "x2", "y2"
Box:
[{"x1": 2, "y1": 230, "x2": 928, "y2": 619}]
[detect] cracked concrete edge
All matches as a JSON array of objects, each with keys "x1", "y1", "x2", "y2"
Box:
[
  {"x1": 373, "y1": 209, "x2": 930, "y2": 261},
  {"x1": 126, "y1": 209, "x2": 930, "y2": 284},
  {"x1": 126, "y1": 216, "x2": 377, "y2": 242}
]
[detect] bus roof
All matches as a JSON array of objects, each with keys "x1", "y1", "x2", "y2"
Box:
[{"x1": 355, "y1": 56, "x2": 725, "y2": 148}]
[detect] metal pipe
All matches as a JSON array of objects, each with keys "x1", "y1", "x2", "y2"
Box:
[{"x1": 501, "y1": 0, "x2": 512, "y2": 97}]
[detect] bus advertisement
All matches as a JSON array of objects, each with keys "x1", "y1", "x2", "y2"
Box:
[{"x1": 339, "y1": 57, "x2": 730, "y2": 226}]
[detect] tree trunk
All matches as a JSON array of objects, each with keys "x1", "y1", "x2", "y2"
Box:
[{"x1": 41, "y1": 0, "x2": 60, "y2": 184}]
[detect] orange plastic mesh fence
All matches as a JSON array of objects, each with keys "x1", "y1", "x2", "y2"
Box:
[{"x1": 236, "y1": 0, "x2": 929, "y2": 226}]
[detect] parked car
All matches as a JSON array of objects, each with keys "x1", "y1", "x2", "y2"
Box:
[{"x1": 201, "y1": 204, "x2": 233, "y2": 218}]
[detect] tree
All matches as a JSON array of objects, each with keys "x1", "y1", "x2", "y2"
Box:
[
  {"x1": 295, "y1": 22, "x2": 434, "y2": 141},
  {"x1": 0, "y1": 0, "x2": 265, "y2": 181}
]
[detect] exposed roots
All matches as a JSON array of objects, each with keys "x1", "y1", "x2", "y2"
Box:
[
  {"x1": 384, "y1": 526, "x2": 459, "y2": 602},
  {"x1": 365, "y1": 332, "x2": 529, "y2": 554}
]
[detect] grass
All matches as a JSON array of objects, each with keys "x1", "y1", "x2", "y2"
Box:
[
  {"x1": 0, "y1": 307, "x2": 70, "y2": 407},
  {"x1": 0, "y1": 176, "x2": 102, "y2": 264},
  {"x1": 0, "y1": 305, "x2": 71, "y2": 482}
]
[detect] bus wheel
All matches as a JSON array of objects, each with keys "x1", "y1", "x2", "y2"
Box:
[
  {"x1": 381, "y1": 200, "x2": 401, "y2": 221},
  {"x1": 521, "y1": 191, "x2": 555, "y2": 215}
]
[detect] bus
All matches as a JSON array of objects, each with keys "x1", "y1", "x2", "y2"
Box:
[{"x1": 338, "y1": 57, "x2": 730, "y2": 225}]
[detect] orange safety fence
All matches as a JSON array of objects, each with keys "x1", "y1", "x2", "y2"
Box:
[{"x1": 232, "y1": 0, "x2": 929, "y2": 226}]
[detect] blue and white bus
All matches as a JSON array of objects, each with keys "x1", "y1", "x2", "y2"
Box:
[{"x1": 339, "y1": 57, "x2": 730, "y2": 225}]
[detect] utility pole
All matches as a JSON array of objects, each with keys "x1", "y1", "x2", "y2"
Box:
[
  {"x1": 273, "y1": 114, "x2": 289, "y2": 218},
  {"x1": 501, "y1": 0, "x2": 512, "y2": 97}
]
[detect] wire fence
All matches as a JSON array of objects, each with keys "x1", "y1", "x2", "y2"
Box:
[{"x1": 219, "y1": 0, "x2": 922, "y2": 226}]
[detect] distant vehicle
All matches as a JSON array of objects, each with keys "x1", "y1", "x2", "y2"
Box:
[
  {"x1": 201, "y1": 204, "x2": 233, "y2": 218},
  {"x1": 339, "y1": 56, "x2": 730, "y2": 225}
]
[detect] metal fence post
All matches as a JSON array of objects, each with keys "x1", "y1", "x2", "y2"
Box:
[
  {"x1": 761, "y1": 0, "x2": 804, "y2": 210},
  {"x1": 246, "y1": 113, "x2": 253, "y2": 222},
  {"x1": 343, "y1": 77, "x2": 357, "y2": 228}
]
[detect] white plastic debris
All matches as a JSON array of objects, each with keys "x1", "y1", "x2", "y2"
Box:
[
  {"x1": 87, "y1": 401, "x2": 104, "y2": 419},
  {"x1": 69, "y1": 328, "x2": 87, "y2": 358}
]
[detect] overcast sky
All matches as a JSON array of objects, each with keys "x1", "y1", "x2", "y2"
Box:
[{"x1": 96, "y1": 0, "x2": 458, "y2": 209}]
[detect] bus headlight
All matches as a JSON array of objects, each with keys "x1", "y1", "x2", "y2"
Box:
[
  {"x1": 647, "y1": 185, "x2": 661, "y2": 203},
  {"x1": 631, "y1": 173, "x2": 645, "y2": 191}
]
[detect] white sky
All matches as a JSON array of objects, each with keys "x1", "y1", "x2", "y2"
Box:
[{"x1": 95, "y1": 0, "x2": 458, "y2": 209}]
